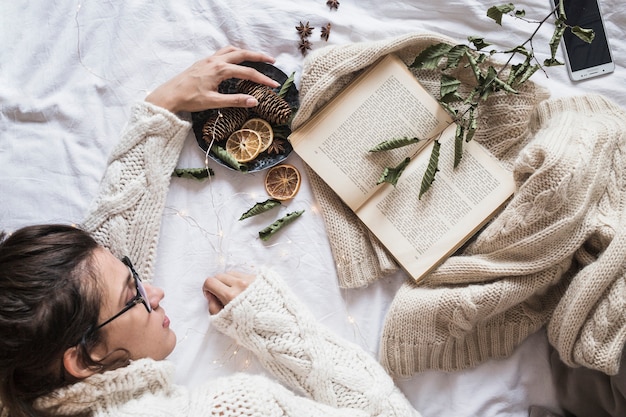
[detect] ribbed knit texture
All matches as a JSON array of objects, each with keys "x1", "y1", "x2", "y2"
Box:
[
  {"x1": 30, "y1": 270, "x2": 419, "y2": 417},
  {"x1": 292, "y1": 32, "x2": 548, "y2": 288},
  {"x1": 293, "y1": 33, "x2": 626, "y2": 376}
]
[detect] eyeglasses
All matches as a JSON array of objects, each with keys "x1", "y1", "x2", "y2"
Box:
[{"x1": 91, "y1": 256, "x2": 152, "y2": 332}]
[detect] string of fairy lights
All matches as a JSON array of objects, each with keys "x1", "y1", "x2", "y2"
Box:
[{"x1": 66, "y1": 0, "x2": 375, "y2": 372}]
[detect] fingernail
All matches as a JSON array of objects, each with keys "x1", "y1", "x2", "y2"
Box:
[{"x1": 246, "y1": 97, "x2": 258, "y2": 107}]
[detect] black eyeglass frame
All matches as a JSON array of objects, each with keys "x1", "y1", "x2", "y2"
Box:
[{"x1": 90, "y1": 256, "x2": 152, "y2": 333}]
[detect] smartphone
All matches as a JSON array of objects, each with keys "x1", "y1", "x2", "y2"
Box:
[{"x1": 553, "y1": 0, "x2": 615, "y2": 81}]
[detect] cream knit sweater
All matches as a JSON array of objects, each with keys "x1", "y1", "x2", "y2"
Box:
[
  {"x1": 32, "y1": 269, "x2": 417, "y2": 416},
  {"x1": 292, "y1": 33, "x2": 626, "y2": 377},
  {"x1": 3, "y1": 102, "x2": 418, "y2": 417}
]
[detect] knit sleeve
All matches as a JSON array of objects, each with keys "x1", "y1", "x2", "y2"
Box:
[
  {"x1": 211, "y1": 268, "x2": 419, "y2": 417},
  {"x1": 81, "y1": 101, "x2": 191, "y2": 281}
]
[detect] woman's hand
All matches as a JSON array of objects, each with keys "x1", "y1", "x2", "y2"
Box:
[
  {"x1": 145, "y1": 46, "x2": 279, "y2": 113},
  {"x1": 202, "y1": 271, "x2": 256, "y2": 315}
]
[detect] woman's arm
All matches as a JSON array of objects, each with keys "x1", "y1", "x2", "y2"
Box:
[
  {"x1": 81, "y1": 47, "x2": 278, "y2": 281},
  {"x1": 207, "y1": 269, "x2": 420, "y2": 417}
]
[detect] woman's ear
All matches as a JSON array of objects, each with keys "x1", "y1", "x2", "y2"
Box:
[{"x1": 63, "y1": 346, "x2": 98, "y2": 379}]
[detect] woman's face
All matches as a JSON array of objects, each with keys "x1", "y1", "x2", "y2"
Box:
[{"x1": 91, "y1": 248, "x2": 176, "y2": 361}]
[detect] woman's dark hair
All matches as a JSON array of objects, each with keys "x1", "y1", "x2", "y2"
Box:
[{"x1": 0, "y1": 224, "x2": 126, "y2": 417}]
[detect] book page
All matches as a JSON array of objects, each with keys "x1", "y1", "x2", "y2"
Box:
[
  {"x1": 355, "y1": 125, "x2": 515, "y2": 281},
  {"x1": 289, "y1": 54, "x2": 452, "y2": 210}
]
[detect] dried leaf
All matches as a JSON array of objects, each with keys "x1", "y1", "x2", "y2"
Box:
[
  {"x1": 172, "y1": 167, "x2": 213, "y2": 179},
  {"x1": 259, "y1": 210, "x2": 305, "y2": 241},
  {"x1": 369, "y1": 137, "x2": 421, "y2": 152},
  {"x1": 440, "y1": 74, "x2": 462, "y2": 103},
  {"x1": 454, "y1": 123, "x2": 464, "y2": 168},
  {"x1": 468, "y1": 36, "x2": 491, "y2": 51},
  {"x1": 571, "y1": 26, "x2": 595, "y2": 43},
  {"x1": 486, "y1": 3, "x2": 515, "y2": 25},
  {"x1": 277, "y1": 72, "x2": 295, "y2": 99},
  {"x1": 465, "y1": 108, "x2": 477, "y2": 143},
  {"x1": 377, "y1": 157, "x2": 411, "y2": 187},
  {"x1": 410, "y1": 43, "x2": 453, "y2": 70},
  {"x1": 444, "y1": 45, "x2": 470, "y2": 69},
  {"x1": 419, "y1": 140, "x2": 441, "y2": 199},
  {"x1": 549, "y1": 22, "x2": 567, "y2": 62},
  {"x1": 239, "y1": 199, "x2": 281, "y2": 221},
  {"x1": 210, "y1": 145, "x2": 248, "y2": 172}
]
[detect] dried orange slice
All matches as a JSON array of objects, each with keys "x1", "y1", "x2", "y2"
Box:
[
  {"x1": 225, "y1": 129, "x2": 262, "y2": 162},
  {"x1": 264, "y1": 164, "x2": 301, "y2": 201},
  {"x1": 241, "y1": 118, "x2": 274, "y2": 152}
]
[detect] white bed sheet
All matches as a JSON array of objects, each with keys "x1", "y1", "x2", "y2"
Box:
[{"x1": 2, "y1": 1, "x2": 625, "y2": 416}]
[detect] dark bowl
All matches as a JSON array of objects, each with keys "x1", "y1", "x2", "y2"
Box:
[{"x1": 191, "y1": 62, "x2": 299, "y2": 172}]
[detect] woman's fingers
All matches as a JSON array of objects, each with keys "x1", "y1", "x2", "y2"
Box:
[
  {"x1": 145, "y1": 47, "x2": 279, "y2": 113},
  {"x1": 202, "y1": 271, "x2": 256, "y2": 314}
]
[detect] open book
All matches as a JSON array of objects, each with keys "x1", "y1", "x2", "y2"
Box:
[{"x1": 289, "y1": 54, "x2": 515, "y2": 282}]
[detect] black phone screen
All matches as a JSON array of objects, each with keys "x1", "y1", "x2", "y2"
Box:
[{"x1": 555, "y1": 0, "x2": 612, "y2": 71}]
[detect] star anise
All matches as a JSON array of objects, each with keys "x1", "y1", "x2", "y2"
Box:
[
  {"x1": 321, "y1": 23, "x2": 331, "y2": 41},
  {"x1": 326, "y1": 0, "x2": 340, "y2": 11},
  {"x1": 295, "y1": 21, "x2": 314, "y2": 38},
  {"x1": 266, "y1": 138, "x2": 287, "y2": 155},
  {"x1": 298, "y1": 38, "x2": 312, "y2": 56}
]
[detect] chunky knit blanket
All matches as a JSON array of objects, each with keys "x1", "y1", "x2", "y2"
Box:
[{"x1": 292, "y1": 32, "x2": 626, "y2": 376}]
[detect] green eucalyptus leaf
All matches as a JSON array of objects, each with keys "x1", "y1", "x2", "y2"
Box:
[
  {"x1": 440, "y1": 74, "x2": 462, "y2": 101},
  {"x1": 277, "y1": 72, "x2": 296, "y2": 98},
  {"x1": 454, "y1": 123, "x2": 464, "y2": 168},
  {"x1": 492, "y1": 75, "x2": 518, "y2": 94},
  {"x1": 419, "y1": 140, "x2": 441, "y2": 199},
  {"x1": 258, "y1": 210, "x2": 304, "y2": 241},
  {"x1": 464, "y1": 88, "x2": 479, "y2": 105},
  {"x1": 172, "y1": 167, "x2": 213, "y2": 179},
  {"x1": 571, "y1": 26, "x2": 595, "y2": 43},
  {"x1": 549, "y1": 22, "x2": 567, "y2": 61},
  {"x1": 369, "y1": 137, "x2": 421, "y2": 152},
  {"x1": 556, "y1": 0, "x2": 566, "y2": 20},
  {"x1": 411, "y1": 43, "x2": 453, "y2": 69},
  {"x1": 515, "y1": 63, "x2": 540, "y2": 85},
  {"x1": 377, "y1": 157, "x2": 411, "y2": 187},
  {"x1": 544, "y1": 57, "x2": 564, "y2": 67},
  {"x1": 507, "y1": 61, "x2": 526, "y2": 85},
  {"x1": 468, "y1": 36, "x2": 492, "y2": 51},
  {"x1": 210, "y1": 145, "x2": 249, "y2": 172},
  {"x1": 465, "y1": 108, "x2": 477, "y2": 143},
  {"x1": 444, "y1": 45, "x2": 470, "y2": 69},
  {"x1": 464, "y1": 50, "x2": 482, "y2": 82},
  {"x1": 487, "y1": 3, "x2": 515, "y2": 25},
  {"x1": 239, "y1": 199, "x2": 282, "y2": 221},
  {"x1": 505, "y1": 45, "x2": 531, "y2": 57}
]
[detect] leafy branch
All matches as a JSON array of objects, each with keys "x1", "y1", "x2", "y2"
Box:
[{"x1": 373, "y1": 1, "x2": 593, "y2": 197}]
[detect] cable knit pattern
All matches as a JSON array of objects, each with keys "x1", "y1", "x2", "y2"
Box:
[
  {"x1": 212, "y1": 268, "x2": 417, "y2": 416},
  {"x1": 292, "y1": 32, "x2": 548, "y2": 288},
  {"x1": 0, "y1": 102, "x2": 420, "y2": 416},
  {"x1": 380, "y1": 95, "x2": 626, "y2": 376},
  {"x1": 293, "y1": 33, "x2": 626, "y2": 376},
  {"x1": 81, "y1": 101, "x2": 190, "y2": 281},
  {"x1": 28, "y1": 272, "x2": 418, "y2": 417}
]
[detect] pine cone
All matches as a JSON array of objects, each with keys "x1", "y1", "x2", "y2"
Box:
[
  {"x1": 237, "y1": 80, "x2": 292, "y2": 125},
  {"x1": 202, "y1": 107, "x2": 248, "y2": 144}
]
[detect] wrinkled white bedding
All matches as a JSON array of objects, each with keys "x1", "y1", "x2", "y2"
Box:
[{"x1": 2, "y1": 1, "x2": 625, "y2": 416}]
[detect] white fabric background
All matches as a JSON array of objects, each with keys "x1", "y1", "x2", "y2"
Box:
[{"x1": 2, "y1": 1, "x2": 625, "y2": 416}]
